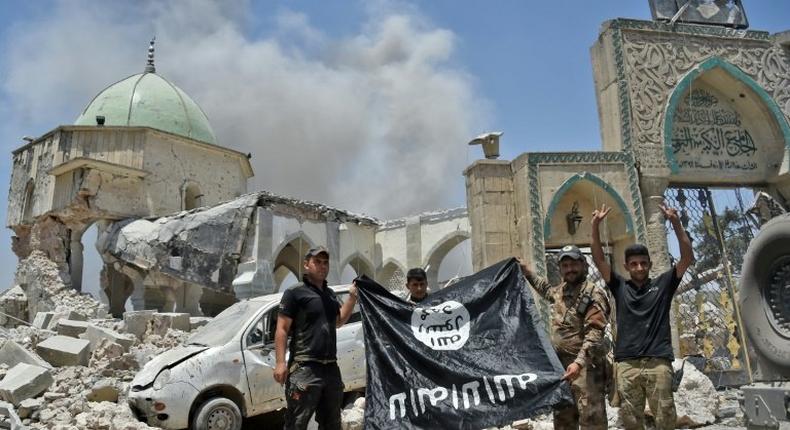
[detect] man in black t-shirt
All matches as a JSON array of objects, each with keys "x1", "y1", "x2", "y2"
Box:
[
  {"x1": 273, "y1": 246, "x2": 359, "y2": 430},
  {"x1": 590, "y1": 203, "x2": 693, "y2": 430}
]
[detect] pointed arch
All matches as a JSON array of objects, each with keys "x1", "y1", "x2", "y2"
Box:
[
  {"x1": 543, "y1": 172, "x2": 634, "y2": 239},
  {"x1": 272, "y1": 232, "x2": 317, "y2": 287},
  {"x1": 377, "y1": 258, "x2": 407, "y2": 290},
  {"x1": 339, "y1": 252, "x2": 375, "y2": 279},
  {"x1": 663, "y1": 56, "x2": 790, "y2": 174},
  {"x1": 422, "y1": 230, "x2": 471, "y2": 269}
]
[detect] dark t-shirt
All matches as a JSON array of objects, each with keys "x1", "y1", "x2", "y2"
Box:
[
  {"x1": 607, "y1": 266, "x2": 681, "y2": 362},
  {"x1": 279, "y1": 276, "x2": 341, "y2": 363}
]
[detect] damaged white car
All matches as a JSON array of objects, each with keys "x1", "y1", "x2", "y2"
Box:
[{"x1": 128, "y1": 285, "x2": 365, "y2": 430}]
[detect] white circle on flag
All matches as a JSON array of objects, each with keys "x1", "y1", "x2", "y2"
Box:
[{"x1": 411, "y1": 300, "x2": 470, "y2": 350}]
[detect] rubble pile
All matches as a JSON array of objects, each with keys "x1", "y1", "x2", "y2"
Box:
[
  {"x1": 0, "y1": 290, "x2": 196, "y2": 430},
  {"x1": 2, "y1": 251, "x2": 107, "y2": 330}
]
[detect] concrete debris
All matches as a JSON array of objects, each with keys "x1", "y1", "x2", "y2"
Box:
[
  {"x1": 0, "y1": 400, "x2": 23, "y2": 430},
  {"x1": 189, "y1": 316, "x2": 212, "y2": 331},
  {"x1": 0, "y1": 340, "x2": 51, "y2": 369},
  {"x1": 0, "y1": 286, "x2": 27, "y2": 328},
  {"x1": 17, "y1": 397, "x2": 42, "y2": 419},
  {"x1": 31, "y1": 312, "x2": 53, "y2": 329},
  {"x1": 81, "y1": 325, "x2": 135, "y2": 352},
  {"x1": 86, "y1": 380, "x2": 120, "y2": 403},
  {"x1": 56, "y1": 319, "x2": 91, "y2": 338},
  {"x1": 122, "y1": 310, "x2": 155, "y2": 340},
  {"x1": 14, "y1": 251, "x2": 107, "y2": 324},
  {"x1": 0, "y1": 363, "x2": 53, "y2": 406},
  {"x1": 149, "y1": 312, "x2": 190, "y2": 335},
  {"x1": 36, "y1": 335, "x2": 91, "y2": 367},
  {"x1": 673, "y1": 358, "x2": 718, "y2": 427}
]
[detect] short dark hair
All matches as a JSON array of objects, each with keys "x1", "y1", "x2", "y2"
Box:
[
  {"x1": 406, "y1": 268, "x2": 427, "y2": 282},
  {"x1": 624, "y1": 244, "x2": 650, "y2": 262}
]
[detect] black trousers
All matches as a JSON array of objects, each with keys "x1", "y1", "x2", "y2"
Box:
[{"x1": 284, "y1": 362, "x2": 344, "y2": 430}]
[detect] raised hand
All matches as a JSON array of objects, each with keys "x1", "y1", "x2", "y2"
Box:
[
  {"x1": 659, "y1": 203, "x2": 680, "y2": 224},
  {"x1": 591, "y1": 204, "x2": 611, "y2": 227}
]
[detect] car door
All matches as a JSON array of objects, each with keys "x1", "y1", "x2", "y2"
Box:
[
  {"x1": 242, "y1": 305, "x2": 285, "y2": 415},
  {"x1": 336, "y1": 291, "x2": 366, "y2": 391}
]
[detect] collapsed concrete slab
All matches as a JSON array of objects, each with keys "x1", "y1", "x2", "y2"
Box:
[
  {"x1": 0, "y1": 340, "x2": 51, "y2": 369},
  {"x1": 81, "y1": 325, "x2": 135, "y2": 352},
  {"x1": 36, "y1": 335, "x2": 91, "y2": 367},
  {"x1": 56, "y1": 320, "x2": 91, "y2": 338},
  {"x1": 0, "y1": 363, "x2": 53, "y2": 406}
]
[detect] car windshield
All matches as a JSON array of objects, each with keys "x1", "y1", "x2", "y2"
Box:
[{"x1": 187, "y1": 300, "x2": 267, "y2": 347}]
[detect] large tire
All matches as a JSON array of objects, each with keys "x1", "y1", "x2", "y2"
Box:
[
  {"x1": 191, "y1": 397, "x2": 242, "y2": 430},
  {"x1": 738, "y1": 213, "x2": 790, "y2": 368}
]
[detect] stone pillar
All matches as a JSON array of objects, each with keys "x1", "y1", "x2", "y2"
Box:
[
  {"x1": 233, "y1": 208, "x2": 276, "y2": 299},
  {"x1": 160, "y1": 285, "x2": 177, "y2": 313},
  {"x1": 178, "y1": 282, "x2": 203, "y2": 316},
  {"x1": 405, "y1": 216, "x2": 422, "y2": 270},
  {"x1": 102, "y1": 264, "x2": 134, "y2": 318},
  {"x1": 463, "y1": 160, "x2": 516, "y2": 271},
  {"x1": 69, "y1": 232, "x2": 85, "y2": 293},
  {"x1": 325, "y1": 221, "x2": 341, "y2": 285},
  {"x1": 119, "y1": 264, "x2": 147, "y2": 311},
  {"x1": 639, "y1": 177, "x2": 671, "y2": 273}
]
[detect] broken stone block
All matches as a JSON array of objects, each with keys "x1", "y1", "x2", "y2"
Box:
[
  {"x1": 86, "y1": 380, "x2": 119, "y2": 403},
  {"x1": 17, "y1": 397, "x2": 42, "y2": 419},
  {"x1": 36, "y1": 335, "x2": 91, "y2": 367},
  {"x1": 31, "y1": 312, "x2": 54, "y2": 330},
  {"x1": 0, "y1": 400, "x2": 23, "y2": 429},
  {"x1": 0, "y1": 341, "x2": 51, "y2": 369},
  {"x1": 122, "y1": 310, "x2": 156, "y2": 340},
  {"x1": 45, "y1": 310, "x2": 87, "y2": 330},
  {"x1": 0, "y1": 363, "x2": 53, "y2": 406},
  {"x1": 152, "y1": 312, "x2": 191, "y2": 333},
  {"x1": 0, "y1": 286, "x2": 27, "y2": 329},
  {"x1": 80, "y1": 325, "x2": 135, "y2": 352},
  {"x1": 56, "y1": 320, "x2": 91, "y2": 338},
  {"x1": 673, "y1": 358, "x2": 717, "y2": 427},
  {"x1": 189, "y1": 316, "x2": 212, "y2": 331}
]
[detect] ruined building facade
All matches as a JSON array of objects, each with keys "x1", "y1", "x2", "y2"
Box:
[{"x1": 5, "y1": 52, "x2": 469, "y2": 318}]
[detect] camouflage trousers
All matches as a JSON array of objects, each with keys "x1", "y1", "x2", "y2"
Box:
[
  {"x1": 555, "y1": 353, "x2": 608, "y2": 430},
  {"x1": 617, "y1": 357, "x2": 676, "y2": 430}
]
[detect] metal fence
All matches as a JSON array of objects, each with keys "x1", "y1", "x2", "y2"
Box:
[{"x1": 664, "y1": 186, "x2": 758, "y2": 385}]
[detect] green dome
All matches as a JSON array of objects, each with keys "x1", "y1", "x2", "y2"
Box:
[{"x1": 75, "y1": 72, "x2": 217, "y2": 145}]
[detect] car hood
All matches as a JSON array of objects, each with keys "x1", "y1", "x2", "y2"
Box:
[{"x1": 132, "y1": 345, "x2": 209, "y2": 389}]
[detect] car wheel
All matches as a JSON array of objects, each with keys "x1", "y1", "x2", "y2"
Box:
[
  {"x1": 191, "y1": 397, "x2": 242, "y2": 430},
  {"x1": 739, "y1": 213, "x2": 790, "y2": 368}
]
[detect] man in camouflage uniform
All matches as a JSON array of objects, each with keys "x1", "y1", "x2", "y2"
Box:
[{"x1": 519, "y1": 245, "x2": 610, "y2": 430}]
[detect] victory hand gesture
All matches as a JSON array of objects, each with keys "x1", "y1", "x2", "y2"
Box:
[
  {"x1": 591, "y1": 204, "x2": 611, "y2": 227},
  {"x1": 659, "y1": 204, "x2": 680, "y2": 224}
]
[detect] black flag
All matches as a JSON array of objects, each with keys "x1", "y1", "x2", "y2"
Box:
[{"x1": 356, "y1": 258, "x2": 573, "y2": 429}]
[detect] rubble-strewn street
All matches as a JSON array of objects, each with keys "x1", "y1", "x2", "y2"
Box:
[{"x1": 0, "y1": 277, "x2": 749, "y2": 430}]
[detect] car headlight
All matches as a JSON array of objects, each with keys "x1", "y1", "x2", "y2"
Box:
[{"x1": 153, "y1": 369, "x2": 171, "y2": 390}]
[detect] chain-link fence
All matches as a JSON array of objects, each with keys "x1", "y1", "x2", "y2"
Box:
[{"x1": 664, "y1": 186, "x2": 758, "y2": 385}]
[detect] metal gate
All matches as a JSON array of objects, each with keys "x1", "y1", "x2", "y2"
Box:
[{"x1": 664, "y1": 186, "x2": 758, "y2": 386}]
